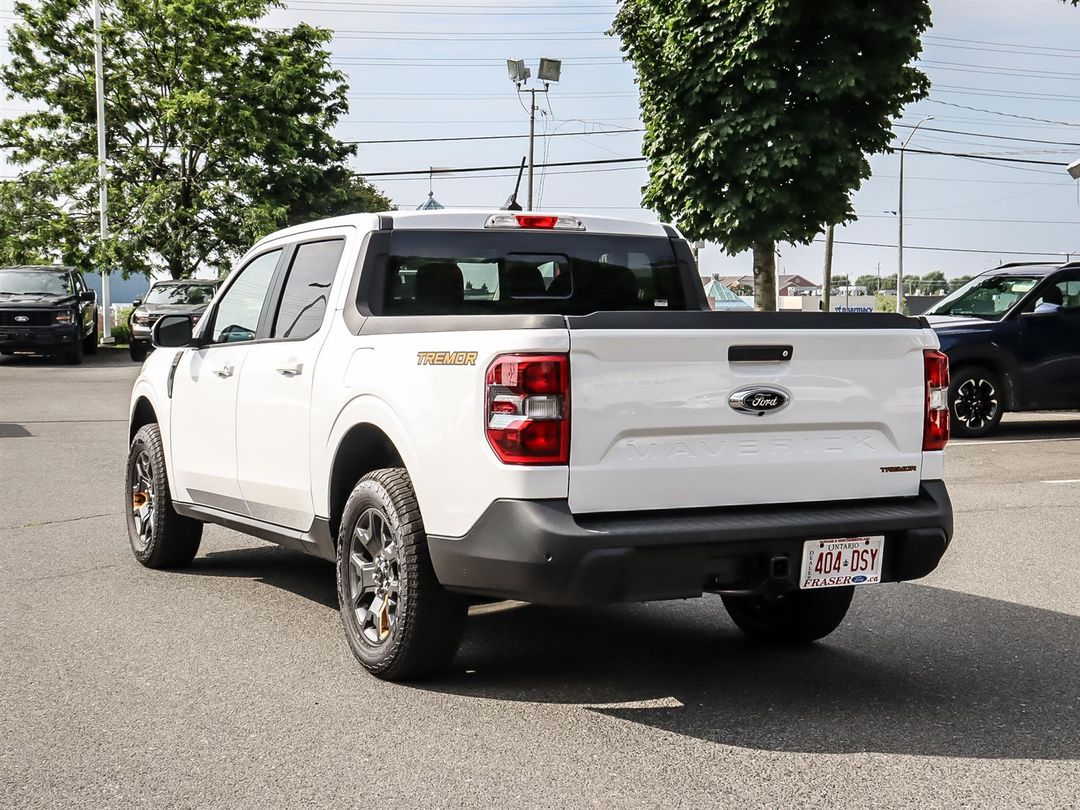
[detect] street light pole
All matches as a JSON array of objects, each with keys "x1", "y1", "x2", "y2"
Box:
[
  {"x1": 507, "y1": 58, "x2": 560, "y2": 212},
  {"x1": 897, "y1": 115, "x2": 933, "y2": 314},
  {"x1": 92, "y1": 0, "x2": 111, "y2": 342},
  {"x1": 527, "y1": 88, "x2": 537, "y2": 211}
]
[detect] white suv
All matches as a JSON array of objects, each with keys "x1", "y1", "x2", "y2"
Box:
[{"x1": 126, "y1": 210, "x2": 953, "y2": 679}]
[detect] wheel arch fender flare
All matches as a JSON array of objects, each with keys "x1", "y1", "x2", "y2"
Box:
[
  {"x1": 128, "y1": 381, "x2": 179, "y2": 487},
  {"x1": 319, "y1": 395, "x2": 425, "y2": 536},
  {"x1": 944, "y1": 344, "x2": 1020, "y2": 409}
]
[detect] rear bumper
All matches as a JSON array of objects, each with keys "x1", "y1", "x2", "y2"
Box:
[
  {"x1": 428, "y1": 481, "x2": 953, "y2": 606},
  {"x1": 0, "y1": 325, "x2": 75, "y2": 351}
]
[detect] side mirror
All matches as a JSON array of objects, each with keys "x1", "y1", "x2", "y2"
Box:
[
  {"x1": 80, "y1": 290, "x2": 96, "y2": 303},
  {"x1": 152, "y1": 314, "x2": 195, "y2": 348},
  {"x1": 131, "y1": 298, "x2": 142, "y2": 308}
]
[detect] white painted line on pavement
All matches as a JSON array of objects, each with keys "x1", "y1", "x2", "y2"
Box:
[
  {"x1": 467, "y1": 599, "x2": 530, "y2": 616},
  {"x1": 1042, "y1": 479, "x2": 1080, "y2": 484},
  {"x1": 953, "y1": 436, "x2": 1080, "y2": 447}
]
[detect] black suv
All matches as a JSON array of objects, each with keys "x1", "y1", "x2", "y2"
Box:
[
  {"x1": 0, "y1": 266, "x2": 99, "y2": 364},
  {"x1": 925, "y1": 261, "x2": 1080, "y2": 437},
  {"x1": 127, "y1": 279, "x2": 221, "y2": 361}
]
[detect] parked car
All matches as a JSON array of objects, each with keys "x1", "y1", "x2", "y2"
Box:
[
  {"x1": 128, "y1": 279, "x2": 221, "y2": 361},
  {"x1": 0, "y1": 265, "x2": 99, "y2": 364},
  {"x1": 125, "y1": 210, "x2": 953, "y2": 679},
  {"x1": 925, "y1": 261, "x2": 1080, "y2": 438}
]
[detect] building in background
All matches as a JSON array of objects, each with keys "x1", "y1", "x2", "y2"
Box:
[{"x1": 701, "y1": 274, "x2": 753, "y2": 310}]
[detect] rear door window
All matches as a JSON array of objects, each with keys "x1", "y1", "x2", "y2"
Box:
[
  {"x1": 271, "y1": 239, "x2": 345, "y2": 340},
  {"x1": 380, "y1": 231, "x2": 685, "y2": 316}
]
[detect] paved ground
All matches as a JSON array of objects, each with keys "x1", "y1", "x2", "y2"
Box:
[{"x1": 1, "y1": 350, "x2": 1078, "y2": 808}]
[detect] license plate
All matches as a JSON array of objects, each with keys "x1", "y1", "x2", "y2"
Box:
[{"x1": 799, "y1": 536, "x2": 885, "y2": 589}]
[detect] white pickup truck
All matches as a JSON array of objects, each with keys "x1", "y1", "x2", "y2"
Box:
[{"x1": 126, "y1": 210, "x2": 953, "y2": 679}]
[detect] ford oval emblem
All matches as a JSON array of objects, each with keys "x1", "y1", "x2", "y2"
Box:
[
  {"x1": 852, "y1": 575, "x2": 867, "y2": 584},
  {"x1": 728, "y1": 385, "x2": 791, "y2": 416},
  {"x1": 14, "y1": 315, "x2": 29, "y2": 323}
]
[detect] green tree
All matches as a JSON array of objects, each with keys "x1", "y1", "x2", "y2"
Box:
[
  {"x1": 855, "y1": 273, "x2": 882, "y2": 294},
  {"x1": 831, "y1": 273, "x2": 851, "y2": 288},
  {"x1": 0, "y1": 0, "x2": 391, "y2": 278},
  {"x1": 611, "y1": 0, "x2": 930, "y2": 310}
]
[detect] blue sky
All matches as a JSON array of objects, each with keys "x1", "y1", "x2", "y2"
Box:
[{"x1": 4, "y1": 0, "x2": 1080, "y2": 283}]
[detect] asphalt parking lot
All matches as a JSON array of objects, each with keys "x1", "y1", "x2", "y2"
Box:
[{"x1": 1, "y1": 351, "x2": 1078, "y2": 808}]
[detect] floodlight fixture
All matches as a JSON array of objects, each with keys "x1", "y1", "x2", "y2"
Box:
[
  {"x1": 538, "y1": 57, "x2": 562, "y2": 83},
  {"x1": 1068, "y1": 159, "x2": 1080, "y2": 180},
  {"x1": 507, "y1": 59, "x2": 527, "y2": 84}
]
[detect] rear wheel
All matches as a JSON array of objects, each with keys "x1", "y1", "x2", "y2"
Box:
[
  {"x1": 949, "y1": 366, "x2": 1004, "y2": 439},
  {"x1": 336, "y1": 468, "x2": 467, "y2": 680},
  {"x1": 125, "y1": 423, "x2": 202, "y2": 568},
  {"x1": 722, "y1": 586, "x2": 854, "y2": 644}
]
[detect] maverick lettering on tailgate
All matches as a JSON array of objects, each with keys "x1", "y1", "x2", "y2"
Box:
[{"x1": 417, "y1": 351, "x2": 478, "y2": 366}]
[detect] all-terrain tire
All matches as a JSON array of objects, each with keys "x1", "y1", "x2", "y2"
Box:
[
  {"x1": 84, "y1": 319, "x2": 99, "y2": 355},
  {"x1": 125, "y1": 423, "x2": 202, "y2": 569},
  {"x1": 336, "y1": 468, "x2": 467, "y2": 680},
  {"x1": 64, "y1": 327, "x2": 83, "y2": 365},
  {"x1": 722, "y1": 586, "x2": 854, "y2": 644}
]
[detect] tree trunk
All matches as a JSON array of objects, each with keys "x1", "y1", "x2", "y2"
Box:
[
  {"x1": 752, "y1": 239, "x2": 777, "y2": 312},
  {"x1": 167, "y1": 255, "x2": 184, "y2": 280}
]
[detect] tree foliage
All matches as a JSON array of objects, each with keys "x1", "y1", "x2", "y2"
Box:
[
  {"x1": 0, "y1": 0, "x2": 391, "y2": 278},
  {"x1": 612, "y1": 0, "x2": 931, "y2": 309}
]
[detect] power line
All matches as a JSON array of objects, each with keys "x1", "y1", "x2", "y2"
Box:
[
  {"x1": 346, "y1": 128, "x2": 642, "y2": 146},
  {"x1": 816, "y1": 238, "x2": 1064, "y2": 257},
  {"x1": 894, "y1": 122, "x2": 1080, "y2": 149},
  {"x1": 925, "y1": 99, "x2": 1078, "y2": 127}
]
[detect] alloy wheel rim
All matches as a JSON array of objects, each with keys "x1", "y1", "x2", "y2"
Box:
[
  {"x1": 953, "y1": 378, "x2": 999, "y2": 430},
  {"x1": 131, "y1": 450, "x2": 155, "y2": 549},
  {"x1": 348, "y1": 508, "x2": 402, "y2": 646}
]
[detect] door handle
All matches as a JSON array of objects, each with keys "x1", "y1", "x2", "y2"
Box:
[
  {"x1": 277, "y1": 361, "x2": 304, "y2": 377},
  {"x1": 212, "y1": 363, "x2": 234, "y2": 378}
]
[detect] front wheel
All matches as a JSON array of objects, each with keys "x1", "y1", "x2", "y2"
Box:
[
  {"x1": 83, "y1": 319, "x2": 99, "y2": 355},
  {"x1": 129, "y1": 341, "x2": 148, "y2": 362},
  {"x1": 336, "y1": 468, "x2": 467, "y2": 680},
  {"x1": 125, "y1": 423, "x2": 202, "y2": 568},
  {"x1": 722, "y1": 586, "x2": 854, "y2": 644},
  {"x1": 64, "y1": 328, "x2": 83, "y2": 365},
  {"x1": 949, "y1": 366, "x2": 1004, "y2": 439}
]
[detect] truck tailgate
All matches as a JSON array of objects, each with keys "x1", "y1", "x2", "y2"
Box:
[{"x1": 567, "y1": 312, "x2": 932, "y2": 514}]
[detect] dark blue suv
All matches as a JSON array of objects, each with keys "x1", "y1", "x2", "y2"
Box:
[{"x1": 925, "y1": 261, "x2": 1080, "y2": 438}]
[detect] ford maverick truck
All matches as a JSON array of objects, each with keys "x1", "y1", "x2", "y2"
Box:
[{"x1": 125, "y1": 211, "x2": 953, "y2": 679}]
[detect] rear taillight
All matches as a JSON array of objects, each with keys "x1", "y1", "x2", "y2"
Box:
[
  {"x1": 485, "y1": 353, "x2": 569, "y2": 464},
  {"x1": 924, "y1": 350, "x2": 950, "y2": 451}
]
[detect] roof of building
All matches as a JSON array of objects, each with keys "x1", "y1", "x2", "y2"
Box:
[
  {"x1": 416, "y1": 193, "x2": 445, "y2": 211},
  {"x1": 714, "y1": 273, "x2": 820, "y2": 289}
]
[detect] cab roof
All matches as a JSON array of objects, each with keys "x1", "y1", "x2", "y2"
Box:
[
  {"x1": 0, "y1": 265, "x2": 76, "y2": 273},
  {"x1": 982, "y1": 261, "x2": 1080, "y2": 277},
  {"x1": 253, "y1": 209, "x2": 678, "y2": 250}
]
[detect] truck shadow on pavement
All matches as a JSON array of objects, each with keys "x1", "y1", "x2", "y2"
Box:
[
  {"x1": 185, "y1": 546, "x2": 1079, "y2": 761},
  {"x1": 438, "y1": 584, "x2": 1080, "y2": 761}
]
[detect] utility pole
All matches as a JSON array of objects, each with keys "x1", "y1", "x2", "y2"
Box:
[
  {"x1": 897, "y1": 115, "x2": 933, "y2": 314},
  {"x1": 93, "y1": 0, "x2": 111, "y2": 342},
  {"x1": 822, "y1": 224, "x2": 835, "y2": 312}
]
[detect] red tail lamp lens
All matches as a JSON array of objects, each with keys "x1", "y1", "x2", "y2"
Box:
[
  {"x1": 923, "y1": 350, "x2": 950, "y2": 451},
  {"x1": 485, "y1": 354, "x2": 569, "y2": 464}
]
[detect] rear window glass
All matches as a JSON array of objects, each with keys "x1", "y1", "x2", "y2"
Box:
[{"x1": 379, "y1": 230, "x2": 686, "y2": 315}]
